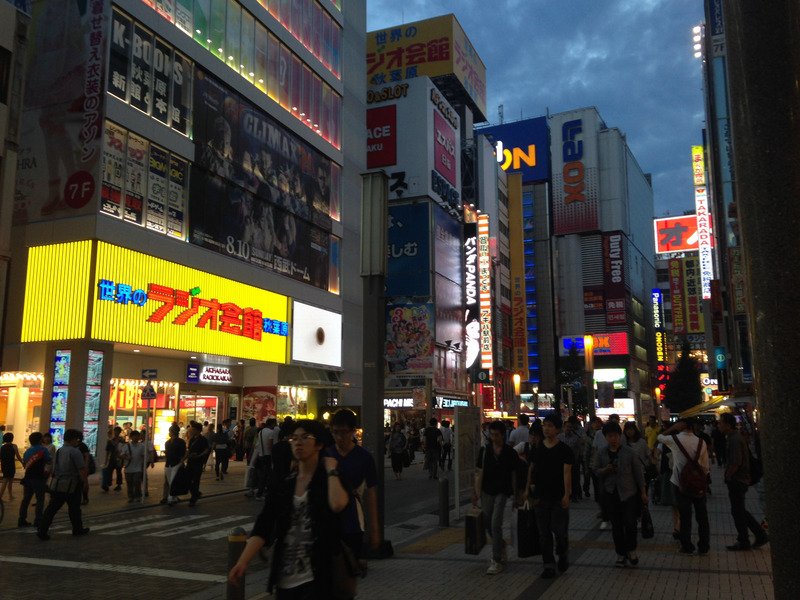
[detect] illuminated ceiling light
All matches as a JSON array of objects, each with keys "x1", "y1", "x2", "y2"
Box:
[
  {"x1": 133, "y1": 349, "x2": 140, "y2": 353},
  {"x1": 237, "y1": 361, "x2": 243, "y2": 365},
  {"x1": 694, "y1": 43, "x2": 701, "y2": 50},
  {"x1": 693, "y1": 25, "x2": 702, "y2": 34},
  {"x1": 196, "y1": 29, "x2": 201, "y2": 34},
  {"x1": 249, "y1": 72, "x2": 255, "y2": 77},
  {"x1": 694, "y1": 51, "x2": 702, "y2": 58},
  {"x1": 228, "y1": 55, "x2": 234, "y2": 61},
  {"x1": 258, "y1": 79, "x2": 264, "y2": 83},
  {"x1": 693, "y1": 35, "x2": 701, "y2": 42}
]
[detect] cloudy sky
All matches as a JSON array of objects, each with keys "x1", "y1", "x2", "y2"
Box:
[{"x1": 367, "y1": 0, "x2": 706, "y2": 218}]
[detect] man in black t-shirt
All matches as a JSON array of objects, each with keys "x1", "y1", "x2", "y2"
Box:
[
  {"x1": 422, "y1": 418, "x2": 443, "y2": 479},
  {"x1": 525, "y1": 414, "x2": 574, "y2": 579}
]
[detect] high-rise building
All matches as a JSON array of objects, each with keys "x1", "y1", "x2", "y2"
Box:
[{"x1": 0, "y1": 0, "x2": 366, "y2": 454}]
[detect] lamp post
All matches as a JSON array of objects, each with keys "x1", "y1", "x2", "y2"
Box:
[
  {"x1": 532, "y1": 384, "x2": 539, "y2": 419},
  {"x1": 513, "y1": 373, "x2": 520, "y2": 416},
  {"x1": 584, "y1": 335, "x2": 596, "y2": 421}
]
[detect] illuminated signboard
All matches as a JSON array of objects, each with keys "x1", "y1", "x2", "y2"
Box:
[
  {"x1": 694, "y1": 187, "x2": 714, "y2": 299},
  {"x1": 478, "y1": 215, "x2": 493, "y2": 370},
  {"x1": 291, "y1": 301, "x2": 343, "y2": 369},
  {"x1": 435, "y1": 396, "x2": 470, "y2": 408},
  {"x1": 367, "y1": 14, "x2": 487, "y2": 119},
  {"x1": 464, "y1": 222, "x2": 480, "y2": 371},
  {"x1": 560, "y1": 333, "x2": 629, "y2": 356},
  {"x1": 384, "y1": 397, "x2": 415, "y2": 408},
  {"x1": 366, "y1": 105, "x2": 397, "y2": 169},
  {"x1": 682, "y1": 257, "x2": 704, "y2": 334},
  {"x1": 199, "y1": 366, "x2": 233, "y2": 384},
  {"x1": 22, "y1": 241, "x2": 290, "y2": 363},
  {"x1": 478, "y1": 117, "x2": 550, "y2": 182},
  {"x1": 669, "y1": 258, "x2": 686, "y2": 335},
  {"x1": 652, "y1": 289, "x2": 667, "y2": 363},
  {"x1": 594, "y1": 368, "x2": 628, "y2": 389},
  {"x1": 692, "y1": 145, "x2": 706, "y2": 186}
]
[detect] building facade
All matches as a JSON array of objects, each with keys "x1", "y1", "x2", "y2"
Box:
[{"x1": 1, "y1": 0, "x2": 366, "y2": 454}]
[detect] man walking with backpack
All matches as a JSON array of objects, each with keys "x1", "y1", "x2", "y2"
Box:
[
  {"x1": 717, "y1": 412, "x2": 769, "y2": 551},
  {"x1": 658, "y1": 418, "x2": 710, "y2": 556}
]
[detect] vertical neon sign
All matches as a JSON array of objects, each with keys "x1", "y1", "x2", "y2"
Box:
[{"x1": 478, "y1": 215, "x2": 493, "y2": 370}]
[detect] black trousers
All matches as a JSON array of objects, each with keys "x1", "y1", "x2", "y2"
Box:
[{"x1": 39, "y1": 488, "x2": 83, "y2": 534}]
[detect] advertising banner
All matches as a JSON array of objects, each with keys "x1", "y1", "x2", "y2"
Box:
[
  {"x1": 385, "y1": 303, "x2": 435, "y2": 375},
  {"x1": 147, "y1": 145, "x2": 169, "y2": 234},
  {"x1": 366, "y1": 105, "x2": 397, "y2": 169},
  {"x1": 654, "y1": 215, "x2": 703, "y2": 254},
  {"x1": 168, "y1": 154, "x2": 188, "y2": 239},
  {"x1": 433, "y1": 111, "x2": 457, "y2": 187},
  {"x1": 729, "y1": 247, "x2": 747, "y2": 314},
  {"x1": 694, "y1": 187, "x2": 714, "y2": 299},
  {"x1": 508, "y1": 173, "x2": 528, "y2": 379},
  {"x1": 124, "y1": 132, "x2": 148, "y2": 225},
  {"x1": 478, "y1": 117, "x2": 550, "y2": 183},
  {"x1": 669, "y1": 258, "x2": 686, "y2": 334},
  {"x1": 463, "y1": 222, "x2": 480, "y2": 372},
  {"x1": 243, "y1": 386, "x2": 278, "y2": 423},
  {"x1": 682, "y1": 257, "x2": 704, "y2": 333},
  {"x1": 550, "y1": 110, "x2": 600, "y2": 235},
  {"x1": 478, "y1": 215, "x2": 493, "y2": 370},
  {"x1": 433, "y1": 205, "x2": 462, "y2": 285},
  {"x1": 101, "y1": 121, "x2": 127, "y2": 219},
  {"x1": 387, "y1": 202, "x2": 431, "y2": 297},
  {"x1": 14, "y1": 0, "x2": 107, "y2": 224},
  {"x1": 367, "y1": 14, "x2": 487, "y2": 118},
  {"x1": 603, "y1": 232, "x2": 626, "y2": 324},
  {"x1": 190, "y1": 68, "x2": 333, "y2": 289}
]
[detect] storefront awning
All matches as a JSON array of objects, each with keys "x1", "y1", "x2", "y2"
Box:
[{"x1": 679, "y1": 396, "x2": 749, "y2": 418}]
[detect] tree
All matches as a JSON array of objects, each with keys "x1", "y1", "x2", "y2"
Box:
[{"x1": 663, "y1": 340, "x2": 704, "y2": 414}]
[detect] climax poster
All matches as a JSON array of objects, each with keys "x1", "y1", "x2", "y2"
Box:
[{"x1": 190, "y1": 69, "x2": 333, "y2": 289}]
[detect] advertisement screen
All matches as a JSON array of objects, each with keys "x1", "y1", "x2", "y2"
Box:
[
  {"x1": 291, "y1": 301, "x2": 342, "y2": 368},
  {"x1": 387, "y1": 203, "x2": 431, "y2": 297}
]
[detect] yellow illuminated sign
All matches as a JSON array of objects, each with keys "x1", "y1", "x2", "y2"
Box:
[
  {"x1": 22, "y1": 241, "x2": 290, "y2": 363},
  {"x1": 692, "y1": 145, "x2": 705, "y2": 186},
  {"x1": 367, "y1": 14, "x2": 487, "y2": 119},
  {"x1": 22, "y1": 241, "x2": 92, "y2": 342}
]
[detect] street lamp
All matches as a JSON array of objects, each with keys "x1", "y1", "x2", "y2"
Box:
[
  {"x1": 532, "y1": 384, "x2": 539, "y2": 419},
  {"x1": 584, "y1": 335, "x2": 596, "y2": 420},
  {"x1": 513, "y1": 373, "x2": 521, "y2": 416}
]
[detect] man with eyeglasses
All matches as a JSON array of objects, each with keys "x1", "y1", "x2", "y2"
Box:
[{"x1": 327, "y1": 409, "x2": 379, "y2": 560}]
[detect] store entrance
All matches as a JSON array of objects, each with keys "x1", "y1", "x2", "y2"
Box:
[{"x1": 178, "y1": 393, "x2": 222, "y2": 428}]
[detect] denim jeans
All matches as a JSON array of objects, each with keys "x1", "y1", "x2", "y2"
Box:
[
  {"x1": 727, "y1": 480, "x2": 762, "y2": 545},
  {"x1": 481, "y1": 491, "x2": 508, "y2": 562},
  {"x1": 676, "y1": 484, "x2": 709, "y2": 552},
  {"x1": 534, "y1": 499, "x2": 569, "y2": 568}
]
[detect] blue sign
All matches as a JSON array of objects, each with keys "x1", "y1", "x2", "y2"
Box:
[
  {"x1": 387, "y1": 202, "x2": 431, "y2": 297},
  {"x1": 186, "y1": 363, "x2": 199, "y2": 384},
  {"x1": 477, "y1": 117, "x2": 550, "y2": 183},
  {"x1": 715, "y1": 346, "x2": 727, "y2": 370}
]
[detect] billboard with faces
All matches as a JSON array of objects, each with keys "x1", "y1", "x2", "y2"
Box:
[{"x1": 189, "y1": 68, "x2": 334, "y2": 290}]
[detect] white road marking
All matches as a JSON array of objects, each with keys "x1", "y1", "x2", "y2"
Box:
[
  {"x1": 0, "y1": 555, "x2": 225, "y2": 582},
  {"x1": 109, "y1": 514, "x2": 206, "y2": 535},
  {"x1": 149, "y1": 515, "x2": 252, "y2": 537}
]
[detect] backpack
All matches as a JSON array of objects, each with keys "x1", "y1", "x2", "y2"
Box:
[
  {"x1": 748, "y1": 449, "x2": 763, "y2": 486},
  {"x1": 672, "y1": 435, "x2": 706, "y2": 498}
]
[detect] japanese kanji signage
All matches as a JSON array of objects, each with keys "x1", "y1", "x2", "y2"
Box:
[
  {"x1": 367, "y1": 14, "x2": 487, "y2": 119},
  {"x1": 22, "y1": 241, "x2": 290, "y2": 364},
  {"x1": 478, "y1": 215, "x2": 493, "y2": 370}
]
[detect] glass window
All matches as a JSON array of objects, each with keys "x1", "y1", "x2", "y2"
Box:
[
  {"x1": 312, "y1": 2, "x2": 322, "y2": 59},
  {"x1": 331, "y1": 20, "x2": 341, "y2": 78},
  {"x1": 155, "y1": 0, "x2": 174, "y2": 22},
  {"x1": 329, "y1": 235, "x2": 340, "y2": 294},
  {"x1": 301, "y1": 65, "x2": 312, "y2": 126},
  {"x1": 210, "y1": 0, "x2": 227, "y2": 60},
  {"x1": 322, "y1": 10, "x2": 332, "y2": 69},
  {"x1": 267, "y1": 33, "x2": 280, "y2": 102},
  {"x1": 291, "y1": 54, "x2": 301, "y2": 116},
  {"x1": 330, "y1": 90, "x2": 340, "y2": 149},
  {"x1": 302, "y1": 0, "x2": 313, "y2": 51},
  {"x1": 330, "y1": 162, "x2": 340, "y2": 221},
  {"x1": 241, "y1": 10, "x2": 255, "y2": 83},
  {"x1": 321, "y1": 81, "x2": 330, "y2": 142},
  {"x1": 175, "y1": 0, "x2": 193, "y2": 35},
  {"x1": 292, "y1": 0, "x2": 303, "y2": 39},
  {"x1": 279, "y1": 44, "x2": 291, "y2": 111},
  {"x1": 226, "y1": 0, "x2": 241, "y2": 72},
  {"x1": 268, "y1": 0, "x2": 280, "y2": 20},
  {"x1": 193, "y1": 0, "x2": 211, "y2": 49},
  {"x1": 255, "y1": 22, "x2": 267, "y2": 93},
  {"x1": 311, "y1": 74, "x2": 322, "y2": 133},
  {"x1": 280, "y1": 0, "x2": 291, "y2": 32}
]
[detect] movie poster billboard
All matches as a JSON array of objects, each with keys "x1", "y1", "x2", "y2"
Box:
[
  {"x1": 190, "y1": 69, "x2": 333, "y2": 289},
  {"x1": 14, "y1": 0, "x2": 106, "y2": 224},
  {"x1": 385, "y1": 303, "x2": 435, "y2": 375}
]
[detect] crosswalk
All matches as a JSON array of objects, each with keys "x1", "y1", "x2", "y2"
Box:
[{"x1": 18, "y1": 512, "x2": 255, "y2": 540}]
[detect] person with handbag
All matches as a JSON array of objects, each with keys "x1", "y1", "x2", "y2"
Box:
[
  {"x1": 37, "y1": 428, "x2": 90, "y2": 540},
  {"x1": 472, "y1": 420, "x2": 518, "y2": 575},
  {"x1": 595, "y1": 422, "x2": 648, "y2": 567},
  {"x1": 160, "y1": 425, "x2": 186, "y2": 506},
  {"x1": 229, "y1": 420, "x2": 350, "y2": 599}
]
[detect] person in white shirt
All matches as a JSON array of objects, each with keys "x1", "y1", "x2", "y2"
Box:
[
  {"x1": 120, "y1": 430, "x2": 149, "y2": 503},
  {"x1": 508, "y1": 414, "x2": 531, "y2": 447},
  {"x1": 657, "y1": 418, "x2": 710, "y2": 556}
]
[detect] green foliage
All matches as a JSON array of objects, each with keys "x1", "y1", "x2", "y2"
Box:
[{"x1": 663, "y1": 340, "x2": 704, "y2": 413}]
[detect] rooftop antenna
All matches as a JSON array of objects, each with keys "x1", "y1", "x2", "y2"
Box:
[{"x1": 498, "y1": 104, "x2": 504, "y2": 124}]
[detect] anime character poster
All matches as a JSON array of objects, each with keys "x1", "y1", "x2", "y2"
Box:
[
  {"x1": 385, "y1": 303, "x2": 435, "y2": 375},
  {"x1": 14, "y1": 0, "x2": 106, "y2": 223}
]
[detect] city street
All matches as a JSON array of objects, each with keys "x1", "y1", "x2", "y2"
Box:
[{"x1": 1, "y1": 456, "x2": 773, "y2": 600}]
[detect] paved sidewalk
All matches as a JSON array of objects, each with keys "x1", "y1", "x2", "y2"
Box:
[
  {"x1": 2, "y1": 456, "x2": 251, "y2": 529},
  {"x1": 241, "y1": 462, "x2": 773, "y2": 600}
]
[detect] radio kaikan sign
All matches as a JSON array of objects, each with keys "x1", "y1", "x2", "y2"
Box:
[{"x1": 97, "y1": 280, "x2": 288, "y2": 342}]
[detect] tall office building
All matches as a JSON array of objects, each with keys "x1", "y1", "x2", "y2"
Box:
[{"x1": 1, "y1": 0, "x2": 366, "y2": 454}]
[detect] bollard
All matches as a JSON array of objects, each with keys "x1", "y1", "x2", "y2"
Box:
[
  {"x1": 227, "y1": 526, "x2": 248, "y2": 600},
  {"x1": 438, "y1": 477, "x2": 449, "y2": 526}
]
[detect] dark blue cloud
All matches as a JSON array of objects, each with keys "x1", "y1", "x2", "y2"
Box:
[{"x1": 368, "y1": 0, "x2": 705, "y2": 216}]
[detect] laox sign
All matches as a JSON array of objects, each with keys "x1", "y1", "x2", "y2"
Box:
[{"x1": 561, "y1": 119, "x2": 585, "y2": 204}]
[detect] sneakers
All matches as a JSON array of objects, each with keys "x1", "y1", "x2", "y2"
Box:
[
  {"x1": 753, "y1": 536, "x2": 770, "y2": 549},
  {"x1": 615, "y1": 555, "x2": 626, "y2": 568},
  {"x1": 72, "y1": 528, "x2": 90, "y2": 536},
  {"x1": 486, "y1": 559, "x2": 504, "y2": 575},
  {"x1": 726, "y1": 542, "x2": 752, "y2": 551},
  {"x1": 627, "y1": 551, "x2": 639, "y2": 566},
  {"x1": 541, "y1": 568, "x2": 557, "y2": 579}
]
